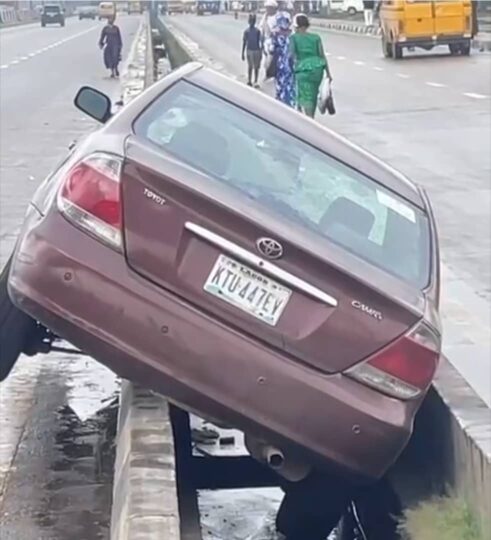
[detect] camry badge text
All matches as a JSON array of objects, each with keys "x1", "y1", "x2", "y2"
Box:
[{"x1": 351, "y1": 300, "x2": 383, "y2": 321}]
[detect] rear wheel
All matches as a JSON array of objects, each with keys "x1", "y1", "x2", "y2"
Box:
[
  {"x1": 0, "y1": 257, "x2": 39, "y2": 381},
  {"x1": 392, "y1": 41, "x2": 403, "y2": 59},
  {"x1": 449, "y1": 43, "x2": 460, "y2": 55},
  {"x1": 460, "y1": 40, "x2": 471, "y2": 56},
  {"x1": 347, "y1": 7, "x2": 357, "y2": 16},
  {"x1": 382, "y1": 33, "x2": 392, "y2": 58}
]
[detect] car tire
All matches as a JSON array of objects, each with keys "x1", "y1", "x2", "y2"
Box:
[
  {"x1": 460, "y1": 40, "x2": 471, "y2": 56},
  {"x1": 382, "y1": 33, "x2": 392, "y2": 58},
  {"x1": 276, "y1": 473, "x2": 352, "y2": 539},
  {"x1": 41, "y1": 21, "x2": 46, "y2": 27},
  {"x1": 0, "y1": 257, "x2": 38, "y2": 381},
  {"x1": 392, "y1": 41, "x2": 403, "y2": 59},
  {"x1": 449, "y1": 43, "x2": 460, "y2": 55},
  {"x1": 347, "y1": 7, "x2": 357, "y2": 16}
]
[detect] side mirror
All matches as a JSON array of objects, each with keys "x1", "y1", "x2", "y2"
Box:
[{"x1": 74, "y1": 86, "x2": 112, "y2": 124}]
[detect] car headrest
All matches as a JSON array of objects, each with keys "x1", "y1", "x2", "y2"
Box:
[
  {"x1": 168, "y1": 122, "x2": 230, "y2": 177},
  {"x1": 319, "y1": 197, "x2": 376, "y2": 238}
]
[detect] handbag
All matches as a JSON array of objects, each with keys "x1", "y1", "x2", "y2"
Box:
[
  {"x1": 265, "y1": 51, "x2": 277, "y2": 79},
  {"x1": 317, "y1": 79, "x2": 336, "y2": 116}
]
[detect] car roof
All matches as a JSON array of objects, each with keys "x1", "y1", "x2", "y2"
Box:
[{"x1": 182, "y1": 65, "x2": 425, "y2": 209}]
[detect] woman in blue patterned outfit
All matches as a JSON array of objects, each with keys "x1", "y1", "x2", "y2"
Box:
[{"x1": 271, "y1": 11, "x2": 295, "y2": 108}]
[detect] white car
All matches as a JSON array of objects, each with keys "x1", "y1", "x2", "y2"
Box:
[{"x1": 329, "y1": 0, "x2": 364, "y2": 16}]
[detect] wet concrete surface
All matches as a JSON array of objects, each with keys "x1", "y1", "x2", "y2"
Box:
[{"x1": 0, "y1": 355, "x2": 118, "y2": 540}]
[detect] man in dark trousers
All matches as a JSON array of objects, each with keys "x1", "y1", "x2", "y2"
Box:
[{"x1": 242, "y1": 14, "x2": 262, "y2": 88}]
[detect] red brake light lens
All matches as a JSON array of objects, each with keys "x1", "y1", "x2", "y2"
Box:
[
  {"x1": 346, "y1": 322, "x2": 441, "y2": 400},
  {"x1": 57, "y1": 153, "x2": 123, "y2": 250}
]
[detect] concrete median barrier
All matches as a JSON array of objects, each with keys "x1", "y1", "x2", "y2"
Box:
[
  {"x1": 110, "y1": 382, "x2": 180, "y2": 540},
  {"x1": 110, "y1": 14, "x2": 180, "y2": 540}
]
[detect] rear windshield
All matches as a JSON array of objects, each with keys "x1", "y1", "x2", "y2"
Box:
[
  {"x1": 45, "y1": 5, "x2": 60, "y2": 12},
  {"x1": 134, "y1": 82, "x2": 430, "y2": 288}
]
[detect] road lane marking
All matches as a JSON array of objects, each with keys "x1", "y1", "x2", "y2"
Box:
[
  {"x1": 463, "y1": 92, "x2": 488, "y2": 100},
  {"x1": 336, "y1": 55, "x2": 346, "y2": 60},
  {"x1": 373, "y1": 66, "x2": 384, "y2": 71},
  {"x1": 426, "y1": 81, "x2": 446, "y2": 88},
  {"x1": 354, "y1": 60, "x2": 365, "y2": 65},
  {"x1": 397, "y1": 73, "x2": 410, "y2": 79},
  {"x1": 1, "y1": 26, "x2": 98, "y2": 71}
]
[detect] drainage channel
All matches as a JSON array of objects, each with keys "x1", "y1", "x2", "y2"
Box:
[
  {"x1": 167, "y1": 405, "x2": 403, "y2": 540},
  {"x1": 170, "y1": 407, "x2": 283, "y2": 540}
]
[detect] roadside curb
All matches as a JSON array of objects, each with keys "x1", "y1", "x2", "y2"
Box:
[{"x1": 110, "y1": 15, "x2": 181, "y2": 540}]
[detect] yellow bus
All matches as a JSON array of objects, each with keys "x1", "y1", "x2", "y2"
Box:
[{"x1": 380, "y1": 0, "x2": 472, "y2": 59}]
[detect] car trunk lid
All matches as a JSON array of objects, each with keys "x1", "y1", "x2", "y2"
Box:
[{"x1": 121, "y1": 137, "x2": 424, "y2": 374}]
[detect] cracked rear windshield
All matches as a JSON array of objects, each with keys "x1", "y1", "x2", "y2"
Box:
[{"x1": 134, "y1": 81, "x2": 430, "y2": 288}]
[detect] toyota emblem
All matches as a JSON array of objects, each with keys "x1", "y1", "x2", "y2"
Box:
[{"x1": 256, "y1": 237, "x2": 283, "y2": 260}]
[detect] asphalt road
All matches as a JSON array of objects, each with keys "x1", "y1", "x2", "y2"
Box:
[
  {"x1": 0, "y1": 15, "x2": 141, "y2": 539},
  {"x1": 165, "y1": 13, "x2": 491, "y2": 406}
]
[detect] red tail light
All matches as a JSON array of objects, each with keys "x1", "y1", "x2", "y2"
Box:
[
  {"x1": 346, "y1": 322, "x2": 441, "y2": 400},
  {"x1": 57, "y1": 153, "x2": 123, "y2": 250}
]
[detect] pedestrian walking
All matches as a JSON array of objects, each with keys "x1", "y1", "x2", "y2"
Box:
[
  {"x1": 291, "y1": 14, "x2": 332, "y2": 118},
  {"x1": 260, "y1": 0, "x2": 278, "y2": 42},
  {"x1": 232, "y1": 0, "x2": 240, "y2": 19},
  {"x1": 270, "y1": 11, "x2": 295, "y2": 107},
  {"x1": 99, "y1": 15, "x2": 122, "y2": 78},
  {"x1": 363, "y1": 0, "x2": 375, "y2": 27},
  {"x1": 242, "y1": 14, "x2": 262, "y2": 87}
]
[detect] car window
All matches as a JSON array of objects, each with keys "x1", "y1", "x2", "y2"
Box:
[
  {"x1": 134, "y1": 82, "x2": 430, "y2": 288},
  {"x1": 45, "y1": 5, "x2": 60, "y2": 12}
]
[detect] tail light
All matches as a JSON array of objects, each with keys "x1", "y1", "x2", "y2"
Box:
[
  {"x1": 346, "y1": 321, "x2": 441, "y2": 400},
  {"x1": 57, "y1": 152, "x2": 123, "y2": 251}
]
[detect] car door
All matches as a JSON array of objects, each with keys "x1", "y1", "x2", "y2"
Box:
[
  {"x1": 404, "y1": 0, "x2": 435, "y2": 38},
  {"x1": 433, "y1": 0, "x2": 469, "y2": 36}
]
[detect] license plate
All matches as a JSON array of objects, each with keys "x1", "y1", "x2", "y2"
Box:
[{"x1": 204, "y1": 255, "x2": 291, "y2": 326}]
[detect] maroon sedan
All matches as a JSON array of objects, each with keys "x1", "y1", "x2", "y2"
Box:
[{"x1": 1, "y1": 63, "x2": 441, "y2": 536}]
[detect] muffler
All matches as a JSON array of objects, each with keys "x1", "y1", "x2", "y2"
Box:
[{"x1": 245, "y1": 435, "x2": 312, "y2": 482}]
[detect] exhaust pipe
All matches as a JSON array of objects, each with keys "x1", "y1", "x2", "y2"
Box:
[
  {"x1": 263, "y1": 446, "x2": 285, "y2": 470},
  {"x1": 245, "y1": 435, "x2": 312, "y2": 482}
]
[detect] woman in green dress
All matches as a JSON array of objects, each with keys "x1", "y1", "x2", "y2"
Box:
[{"x1": 290, "y1": 14, "x2": 333, "y2": 118}]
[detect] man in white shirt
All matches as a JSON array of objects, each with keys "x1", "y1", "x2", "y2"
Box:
[{"x1": 259, "y1": 0, "x2": 278, "y2": 42}]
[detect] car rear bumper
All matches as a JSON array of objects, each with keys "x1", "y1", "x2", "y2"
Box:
[
  {"x1": 9, "y1": 208, "x2": 417, "y2": 481},
  {"x1": 398, "y1": 35, "x2": 471, "y2": 46}
]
